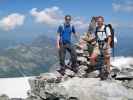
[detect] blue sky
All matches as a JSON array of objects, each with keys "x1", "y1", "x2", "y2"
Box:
[{"x1": 0, "y1": 0, "x2": 133, "y2": 42}]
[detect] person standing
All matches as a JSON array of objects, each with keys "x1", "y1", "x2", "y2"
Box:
[
  {"x1": 56, "y1": 15, "x2": 78, "y2": 75},
  {"x1": 95, "y1": 16, "x2": 112, "y2": 74}
]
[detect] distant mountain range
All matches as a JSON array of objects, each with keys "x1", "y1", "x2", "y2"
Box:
[
  {"x1": 0, "y1": 31, "x2": 133, "y2": 78},
  {"x1": 0, "y1": 35, "x2": 58, "y2": 78}
]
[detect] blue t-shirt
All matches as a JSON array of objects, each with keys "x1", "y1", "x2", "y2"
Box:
[{"x1": 57, "y1": 24, "x2": 76, "y2": 44}]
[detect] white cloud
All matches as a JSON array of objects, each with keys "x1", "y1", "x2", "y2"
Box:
[
  {"x1": 30, "y1": 6, "x2": 88, "y2": 29},
  {"x1": 112, "y1": 1, "x2": 133, "y2": 12},
  {"x1": 111, "y1": 56, "x2": 133, "y2": 70},
  {"x1": 0, "y1": 13, "x2": 25, "y2": 31},
  {"x1": 30, "y1": 6, "x2": 63, "y2": 26},
  {"x1": 110, "y1": 21, "x2": 122, "y2": 28},
  {"x1": 73, "y1": 17, "x2": 88, "y2": 30},
  {"x1": 110, "y1": 20, "x2": 133, "y2": 29}
]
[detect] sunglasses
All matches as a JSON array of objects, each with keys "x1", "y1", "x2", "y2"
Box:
[{"x1": 65, "y1": 18, "x2": 71, "y2": 21}]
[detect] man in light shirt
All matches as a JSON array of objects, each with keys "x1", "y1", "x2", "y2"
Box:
[{"x1": 95, "y1": 16, "x2": 112, "y2": 75}]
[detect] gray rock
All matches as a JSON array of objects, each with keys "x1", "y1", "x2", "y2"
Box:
[
  {"x1": 28, "y1": 73, "x2": 133, "y2": 100},
  {"x1": 10, "y1": 98, "x2": 24, "y2": 100},
  {"x1": 87, "y1": 70, "x2": 100, "y2": 78},
  {"x1": 113, "y1": 67, "x2": 133, "y2": 80},
  {"x1": 27, "y1": 42, "x2": 133, "y2": 100},
  {"x1": 75, "y1": 65, "x2": 88, "y2": 77},
  {"x1": 122, "y1": 80, "x2": 133, "y2": 89},
  {"x1": 65, "y1": 69, "x2": 75, "y2": 77},
  {"x1": 0, "y1": 94, "x2": 9, "y2": 100}
]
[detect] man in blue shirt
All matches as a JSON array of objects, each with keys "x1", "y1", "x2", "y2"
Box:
[{"x1": 56, "y1": 15, "x2": 78, "y2": 75}]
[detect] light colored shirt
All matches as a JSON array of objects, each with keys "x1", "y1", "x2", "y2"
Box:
[{"x1": 96, "y1": 25, "x2": 111, "y2": 41}]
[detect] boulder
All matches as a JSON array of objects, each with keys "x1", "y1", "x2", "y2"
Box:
[
  {"x1": 28, "y1": 73, "x2": 133, "y2": 100},
  {"x1": 0, "y1": 94, "x2": 9, "y2": 100}
]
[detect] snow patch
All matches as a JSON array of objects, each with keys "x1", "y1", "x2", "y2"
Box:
[
  {"x1": 0, "y1": 77, "x2": 31, "y2": 98},
  {"x1": 111, "y1": 56, "x2": 133, "y2": 70}
]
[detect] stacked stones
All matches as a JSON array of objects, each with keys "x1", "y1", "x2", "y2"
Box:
[{"x1": 75, "y1": 44, "x2": 94, "y2": 77}]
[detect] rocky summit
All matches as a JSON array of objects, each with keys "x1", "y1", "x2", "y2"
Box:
[
  {"x1": 1, "y1": 42, "x2": 133, "y2": 100},
  {"x1": 25, "y1": 44, "x2": 133, "y2": 100},
  {"x1": 26, "y1": 72, "x2": 133, "y2": 100}
]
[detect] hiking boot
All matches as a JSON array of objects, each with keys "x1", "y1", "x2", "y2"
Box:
[
  {"x1": 100, "y1": 70, "x2": 110, "y2": 80},
  {"x1": 57, "y1": 68, "x2": 65, "y2": 76},
  {"x1": 71, "y1": 67, "x2": 78, "y2": 73},
  {"x1": 107, "y1": 73, "x2": 112, "y2": 80}
]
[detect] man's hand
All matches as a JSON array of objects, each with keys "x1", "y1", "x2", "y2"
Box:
[{"x1": 56, "y1": 43, "x2": 60, "y2": 49}]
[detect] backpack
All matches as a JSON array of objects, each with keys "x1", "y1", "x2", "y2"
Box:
[{"x1": 95, "y1": 24, "x2": 115, "y2": 48}]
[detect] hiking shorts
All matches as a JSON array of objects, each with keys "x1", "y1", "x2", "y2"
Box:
[{"x1": 103, "y1": 44, "x2": 112, "y2": 58}]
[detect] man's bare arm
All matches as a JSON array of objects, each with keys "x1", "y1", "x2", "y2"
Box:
[
  {"x1": 106, "y1": 27, "x2": 112, "y2": 48},
  {"x1": 56, "y1": 33, "x2": 60, "y2": 49},
  {"x1": 108, "y1": 36, "x2": 112, "y2": 48}
]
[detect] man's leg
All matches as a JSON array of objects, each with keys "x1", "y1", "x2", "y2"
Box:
[
  {"x1": 104, "y1": 49, "x2": 111, "y2": 73},
  {"x1": 58, "y1": 44, "x2": 66, "y2": 75},
  {"x1": 66, "y1": 44, "x2": 78, "y2": 73},
  {"x1": 90, "y1": 46, "x2": 99, "y2": 66},
  {"x1": 105, "y1": 57, "x2": 110, "y2": 71},
  {"x1": 90, "y1": 53, "x2": 97, "y2": 65}
]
